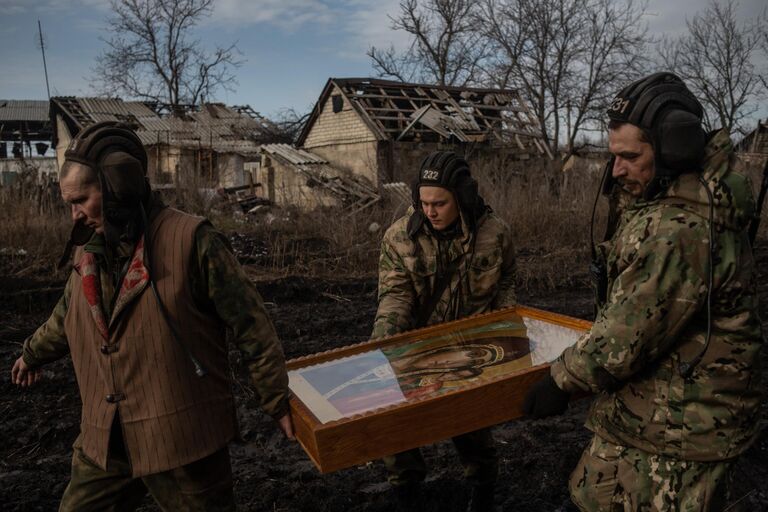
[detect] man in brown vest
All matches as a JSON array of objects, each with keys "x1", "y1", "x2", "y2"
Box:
[{"x1": 10, "y1": 121, "x2": 293, "y2": 511}]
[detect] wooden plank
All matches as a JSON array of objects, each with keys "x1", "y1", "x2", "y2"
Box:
[
  {"x1": 353, "y1": 92, "x2": 455, "y2": 106},
  {"x1": 397, "y1": 106, "x2": 431, "y2": 141},
  {"x1": 469, "y1": 104, "x2": 527, "y2": 113},
  {"x1": 340, "y1": 90, "x2": 388, "y2": 141},
  {"x1": 392, "y1": 86, "x2": 422, "y2": 110},
  {"x1": 309, "y1": 364, "x2": 550, "y2": 473},
  {"x1": 370, "y1": 115, "x2": 435, "y2": 122},
  {"x1": 363, "y1": 106, "x2": 417, "y2": 113}
]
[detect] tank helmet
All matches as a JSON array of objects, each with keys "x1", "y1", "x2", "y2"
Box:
[
  {"x1": 63, "y1": 121, "x2": 151, "y2": 248},
  {"x1": 411, "y1": 151, "x2": 477, "y2": 206},
  {"x1": 407, "y1": 151, "x2": 488, "y2": 238},
  {"x1": 607, "y1": 72, "x2": 706, "y2": 199}
]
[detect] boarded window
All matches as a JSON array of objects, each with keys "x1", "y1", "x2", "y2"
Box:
[{"x1": 332, "y1": 95, "x2": 343, "y2": 113}]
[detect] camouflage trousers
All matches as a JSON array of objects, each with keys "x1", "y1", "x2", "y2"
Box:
[
  {"x1": 383, "y1": 427, "x2": 497, "y2": 487},
  {"x1": 59, "y1": 431, "x2": 235, "y2": 512},
  {"x1": 569, "y1": 435, "x2": 733, "y2": 512}
]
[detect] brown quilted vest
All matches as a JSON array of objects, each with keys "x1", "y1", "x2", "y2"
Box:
[{"x1": 64, "y1": 208, "x2": 238, "y2": 476}]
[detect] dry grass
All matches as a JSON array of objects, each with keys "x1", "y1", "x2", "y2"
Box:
[
  {"x1": 217, "y1": 205, "x2": 399, "y2": 279},
  {"x1": 0, "y1": 168, "x2": 70, "y2": 282},
  {"x1": 474, "y1": 157, "x2": 603, "y2": 291},
  {"x1": 226, "y1": 157, "x2": 604, "y2": 292},
  {"x1": 2, "y1": 156, "x2": 764, "y2": 295}
]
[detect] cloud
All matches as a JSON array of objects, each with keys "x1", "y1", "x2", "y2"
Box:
[
  {"x1": 210, "y1": 0, "x2": 335, "y2": 30},
  {"x1": 338, "y1": 0, "x2": 407, "y2": 59},
  {"x1": 207, "y1": 0, "x2": 405, "y2": 53},
  {"x1": 0, "y1": 0, "x2": 110, "y2": 15},
  {"x1": 0, "y1": 25, "x2": 19, "y2": 36},
  {"x1": 645, "y1": 0, "x2": 767, "y2": 37}
]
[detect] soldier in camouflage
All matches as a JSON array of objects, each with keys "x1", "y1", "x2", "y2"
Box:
[
  {"x1": 523, "y1": 73, "x2": 763, "y2": 511},
  {"x1": 372, "y1": 151, "x2": 516, "y2": 512},
  {"x1": 10, "y1": 122, "x2": 292, "y2": 511}
]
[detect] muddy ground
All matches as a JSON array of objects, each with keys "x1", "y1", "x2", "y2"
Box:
[{"x1": 1, "y1": 244, "x2": 767, "y2": 512}]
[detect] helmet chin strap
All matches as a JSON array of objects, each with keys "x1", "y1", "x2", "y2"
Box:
[
  {"x1": 57, "y1": 220, "x2": 96, "y2": 269},
  {"x1": 102, "y1": 204, "x2": 143, "y2": 251}
]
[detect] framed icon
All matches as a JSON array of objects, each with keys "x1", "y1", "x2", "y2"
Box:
[{"x1": 287, "y1": 306, "x2": 590, "y2": 473}]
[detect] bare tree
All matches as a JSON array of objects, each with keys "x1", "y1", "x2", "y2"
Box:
[
  {"x1": 759, "y1": 7, "x2": 768, "y2": 91},
  {"x1": 92, "y1": 0, "x2": 242, "y2": 107},
  {"x1": 265, "y1": 107, "x2": 312, "y2": 144},
  {"x1": 480, "y1": 0, "x2": 650, "y2": 154},
  {"x1": 367, "y1": 0, "x2": 489, "y2": 87},
  {"x1": 659, "y1": 0, "x2": 763, "y2": 135},
  {"x1": 480, "y1": 0, "x2": 584, "y2": 152},
  {"x1": 562, "y1": 0, "x2": 650, "y2": 153}
]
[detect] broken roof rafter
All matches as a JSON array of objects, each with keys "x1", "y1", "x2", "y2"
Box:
[{"x1": 297, "y1": 78, "x2": 549, "y2": 155}]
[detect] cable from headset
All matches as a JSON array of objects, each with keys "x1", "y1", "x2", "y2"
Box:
[
  {"x1": 590, "y1": 160, "x2": 611, "y2": 260},
  {"x1": 589, "y1": 158, "x2": 613, "y2": 309},
  {"x1": 678, "y1": 176, "x2": 715, "y2": 379},
  {"x1": 140, "y1": 204, "x2": 207, "y2": 378}
]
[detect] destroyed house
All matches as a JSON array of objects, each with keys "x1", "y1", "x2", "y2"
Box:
[
  {"x1": 0, "y1": 100, "x2": 57, "y2": 183},
  {"x1": 50, "y1": 97, "x2": 280, "y2": 188},
  {"x1": 257, "y1": 143, "x2": 380, "y2": 213},
  {"x1": 737, "y1": 120, "x2": 768, "y2": 157},
  {"x1": 294, "y1": 78, "x2": 551, "y2": 187}
]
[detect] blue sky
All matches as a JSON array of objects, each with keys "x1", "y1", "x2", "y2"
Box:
[{"x1": 0, "y1": 0, "x2": 765, "y2": 121}]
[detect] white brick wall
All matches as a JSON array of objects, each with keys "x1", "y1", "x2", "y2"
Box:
[{"x1": 304, "y1": 86, "x2": 377, "y2": 148}]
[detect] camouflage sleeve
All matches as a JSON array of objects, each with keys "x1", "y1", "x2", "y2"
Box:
[
  {"x1": 192, "y1": 223, "x2": 290, "y2": 419},
  {"x1": 371, "y1": 236, "x2": 416, "y2": 339},
  {"x1": 492, "y1": 229, "x2": 517, "y2": 309},
  {"x1": 551, "y1": 227, "x2": 708, "y2": 394},
  {"x1": 22, "y1": 274, "x2": 73, "y2": 368}
]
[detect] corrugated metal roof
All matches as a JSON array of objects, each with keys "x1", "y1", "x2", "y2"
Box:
[
  {"x1": 0, "y1": 100, "x2": 49, "y2": 122},
  {"x1": 261, "y1": 144, "x2": 328, "y2": 165},
  {"x1": 52, "y1": 97, "x2": 272, "y2": 154}
]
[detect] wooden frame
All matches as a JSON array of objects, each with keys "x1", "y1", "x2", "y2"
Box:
[{"x1": 287, "y1": 306, "x2": 591, "y2": 473}]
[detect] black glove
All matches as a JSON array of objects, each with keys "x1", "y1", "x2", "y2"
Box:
[{"x1": 523, "y1": 375, "x2": 570, "y2": 419}]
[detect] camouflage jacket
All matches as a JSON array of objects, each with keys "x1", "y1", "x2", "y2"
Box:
[
  {"x1": 22, "y1": 219, "x2": 290, "y2": 419},
  {"x1": 551, "y1": 129, "x2": 763, "y2": 461},
  {"x1": 371, "y1": 207, "x2": 516, "y2": 339}
]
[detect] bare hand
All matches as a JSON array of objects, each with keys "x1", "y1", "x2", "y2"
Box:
[
  {"x1": 11, "y1": 357, "x2": 42, "y2": 387},
  {"x1": 277, "y1": 413, "x2": 295, "y2": 440}
]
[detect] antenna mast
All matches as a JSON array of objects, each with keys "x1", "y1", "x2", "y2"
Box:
[{"x1": 38, "y1": 19, "x2": 51, "y2": 100}]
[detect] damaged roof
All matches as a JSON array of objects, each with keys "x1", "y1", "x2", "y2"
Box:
[
  {"x1": 261, "y1": 143, "x2": 380, "y2": 212},
  {"x1": 0, "y1": 100, "x2": 53, "y2": 142},
  {"x1": 0, "y1": 100, "x2": 50, "y2": 122},
  {"x1": 736, "y1": 119, "x2": 768, "y2": 154},
  {"x1": 297, "y1": 78, "x2": 550, "y2": 156},
  {"x1": 50, "y1": 97, "x2": 279, "y2": 155}
]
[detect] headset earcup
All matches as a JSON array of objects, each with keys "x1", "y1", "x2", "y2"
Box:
[
  {"x1": 456, "y1": 177, "x2": 478, "y2": 210},
  {"x1": 411, "y1": 177, "x2": 421, "y2": 206},
  {"x1": 655, "y1": 110, "x2": 706, "y2": 171}
]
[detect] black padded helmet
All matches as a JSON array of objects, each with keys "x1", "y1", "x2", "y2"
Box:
[
  {"x1": 63, "y1": 121, "x2": 152, "y2": 249},
  {"x1": 407, "y1": 151, "x2": 488, "y2": 238},
  {"x1": 606, "y1": 72, "x2": 706, "y2": 199}
]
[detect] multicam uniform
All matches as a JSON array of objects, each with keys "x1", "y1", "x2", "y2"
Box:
[
  {"x1": 372, "y1": 208, "x2": 517, "y2": 338},
  {"x1": 551, "y1": 130, "x2": 763, "y2": 511},
  {"x1": 23, "y1": 214, "x2": 288, "y2": 511},
  {"x1": 372, "y1": 207, "x2": 517, "y2": 487}
]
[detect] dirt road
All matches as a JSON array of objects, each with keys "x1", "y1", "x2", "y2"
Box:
[{"x1": 1, "y1": 247, "x2": 766, "y2": 511}]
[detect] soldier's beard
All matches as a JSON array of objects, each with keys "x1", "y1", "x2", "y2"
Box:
[{"x1": 617, "y1": 179, "x2": 645, "y2": 197}]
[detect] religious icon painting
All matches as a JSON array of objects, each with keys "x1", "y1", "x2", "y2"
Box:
[{"x1": 287, "y1": 306, "x2": 591, "y2": 473}]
